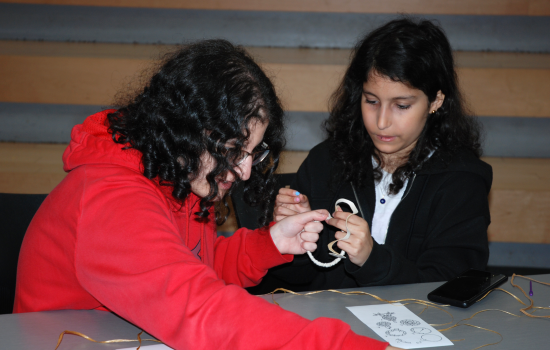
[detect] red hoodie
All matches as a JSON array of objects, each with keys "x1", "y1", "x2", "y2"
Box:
[{"x1": 14, "y1": 111, "x2": 387, "y2": 350}]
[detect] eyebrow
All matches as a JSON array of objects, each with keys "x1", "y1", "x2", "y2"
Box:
[{"x1": 363, "y1": 91, "x2": 418, "y2": 100}]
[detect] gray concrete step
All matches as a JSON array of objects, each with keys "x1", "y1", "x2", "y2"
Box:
[
  {"x1": 2, "y1": 102, "x2": 549, "y2": 158},
  {"x1": 1, "y1": 3, "x2": 549, "y2": 51}
]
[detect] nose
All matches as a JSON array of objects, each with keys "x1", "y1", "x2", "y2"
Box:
[
  {"x1": 234, "y1": 157, "x2": 252, "y2": 181},
  {"x1": 377, "y1": 105, "x2": 392, "y2": 130}
]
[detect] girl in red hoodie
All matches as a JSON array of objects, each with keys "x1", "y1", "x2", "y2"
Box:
[{"x1": 15, "y1": 40, "x2": 394, "y2": 350}]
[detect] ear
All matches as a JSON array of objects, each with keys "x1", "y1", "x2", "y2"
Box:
[{"x1": 429, "y1": 90, "x2": 445, "y2": 113}]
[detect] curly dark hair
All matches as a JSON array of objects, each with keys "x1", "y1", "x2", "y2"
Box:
[
  {"x1": 325, "y1": 18, "x2": 482, "y2": 194},
  {"x1": 107, "y1": 39, "x2": 285, "y2": 225}
]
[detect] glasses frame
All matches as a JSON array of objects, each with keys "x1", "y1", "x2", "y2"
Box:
[{"x1": 234, "y1": 142, "x2": 270, "y2": 166}]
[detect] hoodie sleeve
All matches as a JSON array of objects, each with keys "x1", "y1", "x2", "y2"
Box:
[
  {"x1": 212, "y1": 223, "x2": 294, "y2": 288},
  {"x1": 74, "y1": 168, "x2": 387, "y2": 350}
]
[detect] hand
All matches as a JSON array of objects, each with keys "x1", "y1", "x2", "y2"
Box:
[
  {"x1": 273, "y1": 188, "x2": 312, "y2": 222},
  {"x1": 325, "y1": 207, "x2": 373, "y2": 267},
  {"x1": 270, "y1": 210, "x2": 329, "y2": 255}
]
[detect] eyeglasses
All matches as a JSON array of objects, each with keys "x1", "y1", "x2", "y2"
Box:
[{"x1": 234, "y1": 142, "x2": 270, "y2": 166}]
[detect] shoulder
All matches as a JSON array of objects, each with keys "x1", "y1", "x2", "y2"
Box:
[
  {"x1": 421, "y1": 149, "x2": 492, "y2": 192},
  {"x1": 305, "y1": 140, "x2": 332, "y2": 163},
  {"x1": 73, "y1": 164, "x2": 174, "y2": 212},
  {"x1": 297, "y1": 140, "x2": 333, "y2": 173},
  {"x1": 294, "y1": 140, "x2": 335, "y2": 198}
]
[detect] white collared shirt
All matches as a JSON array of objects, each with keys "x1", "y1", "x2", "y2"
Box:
[{"x1": 371, "y1": 164, "x2": 408, "y2": 244}]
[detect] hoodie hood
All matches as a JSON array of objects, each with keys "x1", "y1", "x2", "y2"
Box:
[
  {"x1": 62, "y1": 110, "x2": 205, "y2": 211},
  {"x1": 63, "y1": 110, "x2": 143, "y2": 174}
]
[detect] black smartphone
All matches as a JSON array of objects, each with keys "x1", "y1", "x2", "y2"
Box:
[{"x1": 427, "y1": 269, "x2": 508, "y2": 308}]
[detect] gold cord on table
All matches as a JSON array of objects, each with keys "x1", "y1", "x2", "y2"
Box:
[
  {"x1": 510, "y1": 274, "x2": 550, "y2": 318},
  {"x1": 54, "y1": 330, "x2": 162, "y2": 350},
  {"x1": 53, "y1": 275, "x2": 548, "y2": 350},
  {"x1": 268, "y1": 288, "x2": 454, "y2": 326},
  {"x1": 267, "y1": 274, "x2": 550, "y2": 350}
]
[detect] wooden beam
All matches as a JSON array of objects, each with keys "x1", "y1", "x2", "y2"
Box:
[
  {"x1": 485, "y1": 157, "x2": 550, "y2": 243},
  {"x1": 0, "y1": 142, "x2": 67, "y2": 194},
  {"x1": 2, "y1": 0, "x2": 549, "y2": 16},
  {"x1": 2, "y1": 49, "x2": 549, "y2": 117}
]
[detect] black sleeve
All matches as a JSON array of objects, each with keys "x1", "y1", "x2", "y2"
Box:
[{"x1": 345, "y1": 171, "x2": 491, "y2": 286}]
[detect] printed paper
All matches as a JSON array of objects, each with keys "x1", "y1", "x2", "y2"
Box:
[{"x1": 347, "y1": 303, "x2": 453, "y2": 349}]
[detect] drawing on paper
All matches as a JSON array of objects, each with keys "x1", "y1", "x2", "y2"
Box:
[
  {"x1": 421, "y1": 334, "x2": 442, "y2": 342},
  {"x1": 373, "y1": 312, "x2": 397, "y2": 323},
  {"x1": 376, "y1": 321, "x2": 392, "y2": 329},
  {"x1": 385, "y1": 329, "x2": 407, "y2": 337},
  {"x1": 400, "y1": 319, "x2": 421, "y2": 327},
  {"x1": 347, "y1": 303, "x2": 453, "y2": 348},
  {"x1": 410, "y1": 327, "x2": 431, "y2": 335}
]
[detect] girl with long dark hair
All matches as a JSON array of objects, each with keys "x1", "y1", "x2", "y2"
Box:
[
  {"x1": 251, "y1": 18, "x2": 491, "y2": 293},
  {"x1": 14, "y1": 40, "x2": 392, "y2": 350}
]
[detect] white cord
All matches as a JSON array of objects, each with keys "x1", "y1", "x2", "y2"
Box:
[
  {"x1": 307, "y1": 199, "x2": 358, "y2": 268},
  {"x1": 307, "y1": 250, "x2": 343, "y2": 268}
]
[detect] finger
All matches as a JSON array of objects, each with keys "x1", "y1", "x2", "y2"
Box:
[
  {"x1": 330, "y1": 219, "x2": 368, "y2": 240},
  {"x1": 302, "y1": 241, "x2": 317, "y2": 252},
  {"x1": 297, "y1": 194, "x2": 310, "y2": 207},
  {"x1": 330, "y1": 210, "x2": 355, "y2": 220},
  {"x1": 276, "y1": 193, "x2": 301, "y2": 205},
  {"x1": 292, "y1": 209, "x2": 329, "y2": 225},
  {"x1": 336, "y1": 240, "x2": 355, "y2": 253},
  {"x1": 299, "y1": 230, "x2": 319, "y2": 243},
  {"x1": 279, "y1": 188, "x2": 301, "y2": 196},
  {"x1": 334, "y1": 230, "x2": 348, "y2": 240},
  {"x1": 325, "y1": 217, "x2": 347, "y2": 232},
  {"x1": 274, "y1": 205, "x2": 299, "y2": 217},
  {"x1": 302, "y1": 221, "x2": 324, "y2": 234},
  {"x1": 330, "y1": 211, "x2": 366, "y2": 226}
]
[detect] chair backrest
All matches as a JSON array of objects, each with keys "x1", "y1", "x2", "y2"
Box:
[
  {"x1": 231, "y1": 173, "x2": 296, "y2": 230},
  {"x1": 0, "y1": 193, "x2": 47, "y2": 314}
]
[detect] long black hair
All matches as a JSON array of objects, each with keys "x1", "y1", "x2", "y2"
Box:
[
  {"x1": 108, "y1": 39, "x2": 285, "y2": 225},
  {"x1": 326, "y1": 18, "x2": 482, "y2": 194}
]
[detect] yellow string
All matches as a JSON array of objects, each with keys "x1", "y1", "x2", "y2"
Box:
[
  {"x1": 54, "y1": 330, "x2": 162, "y2": 350},
  {"x1": 446, "y1": 324, "x2": 502, "y2": 350},
  {"x1": 267, "y1": 276, "x2": 549, "y2": 350},
  {"x1": 510, "y1": 274, "x2": 550, "y2": 318},
  {"x1": 268, "y1": 288, "x2": 455, "y2": 326},
  {"x1": 52, "y1": 274, "x2": 548, "y2": 349}
]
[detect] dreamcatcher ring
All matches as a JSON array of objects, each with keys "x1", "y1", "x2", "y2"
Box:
[{"x1": 307, "y1": 199, "x2": 358, "y2": 268}]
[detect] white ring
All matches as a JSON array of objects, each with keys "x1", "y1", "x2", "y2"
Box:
[
  {"x1": 306, "y1": 198, "x2": 358, "y2": 268},
  {"x1": 307, "y1": 250, "x2": 344, "y2": 268}
]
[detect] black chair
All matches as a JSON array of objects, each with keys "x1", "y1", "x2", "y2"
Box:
[
  {"x1": 0, "y1": 193, "x2": 47, "y2": 314},
  {"x1": 231, "y1": 173, "x2": 296, "y2": 230}
]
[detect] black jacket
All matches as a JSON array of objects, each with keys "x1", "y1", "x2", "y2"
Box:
[{"x1": 248, "y1": 141, "x2": 492, "y2": 294}]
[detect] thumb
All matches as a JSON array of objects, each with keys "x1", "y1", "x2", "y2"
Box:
[{"x1": 292, "y1": 209, "x2": 329, "y2": 225}]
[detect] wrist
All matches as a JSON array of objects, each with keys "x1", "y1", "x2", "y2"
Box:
[{"x1": 268, "y1": 222, "x2": 282, "y2": 252}]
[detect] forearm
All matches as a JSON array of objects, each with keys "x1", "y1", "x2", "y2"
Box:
[
  {"x1": 347, "y1": 216, "x2": 490, "y2": 286},
  {"x1": 214, "y1": 224, "x2": 293, "y2": 287}
]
